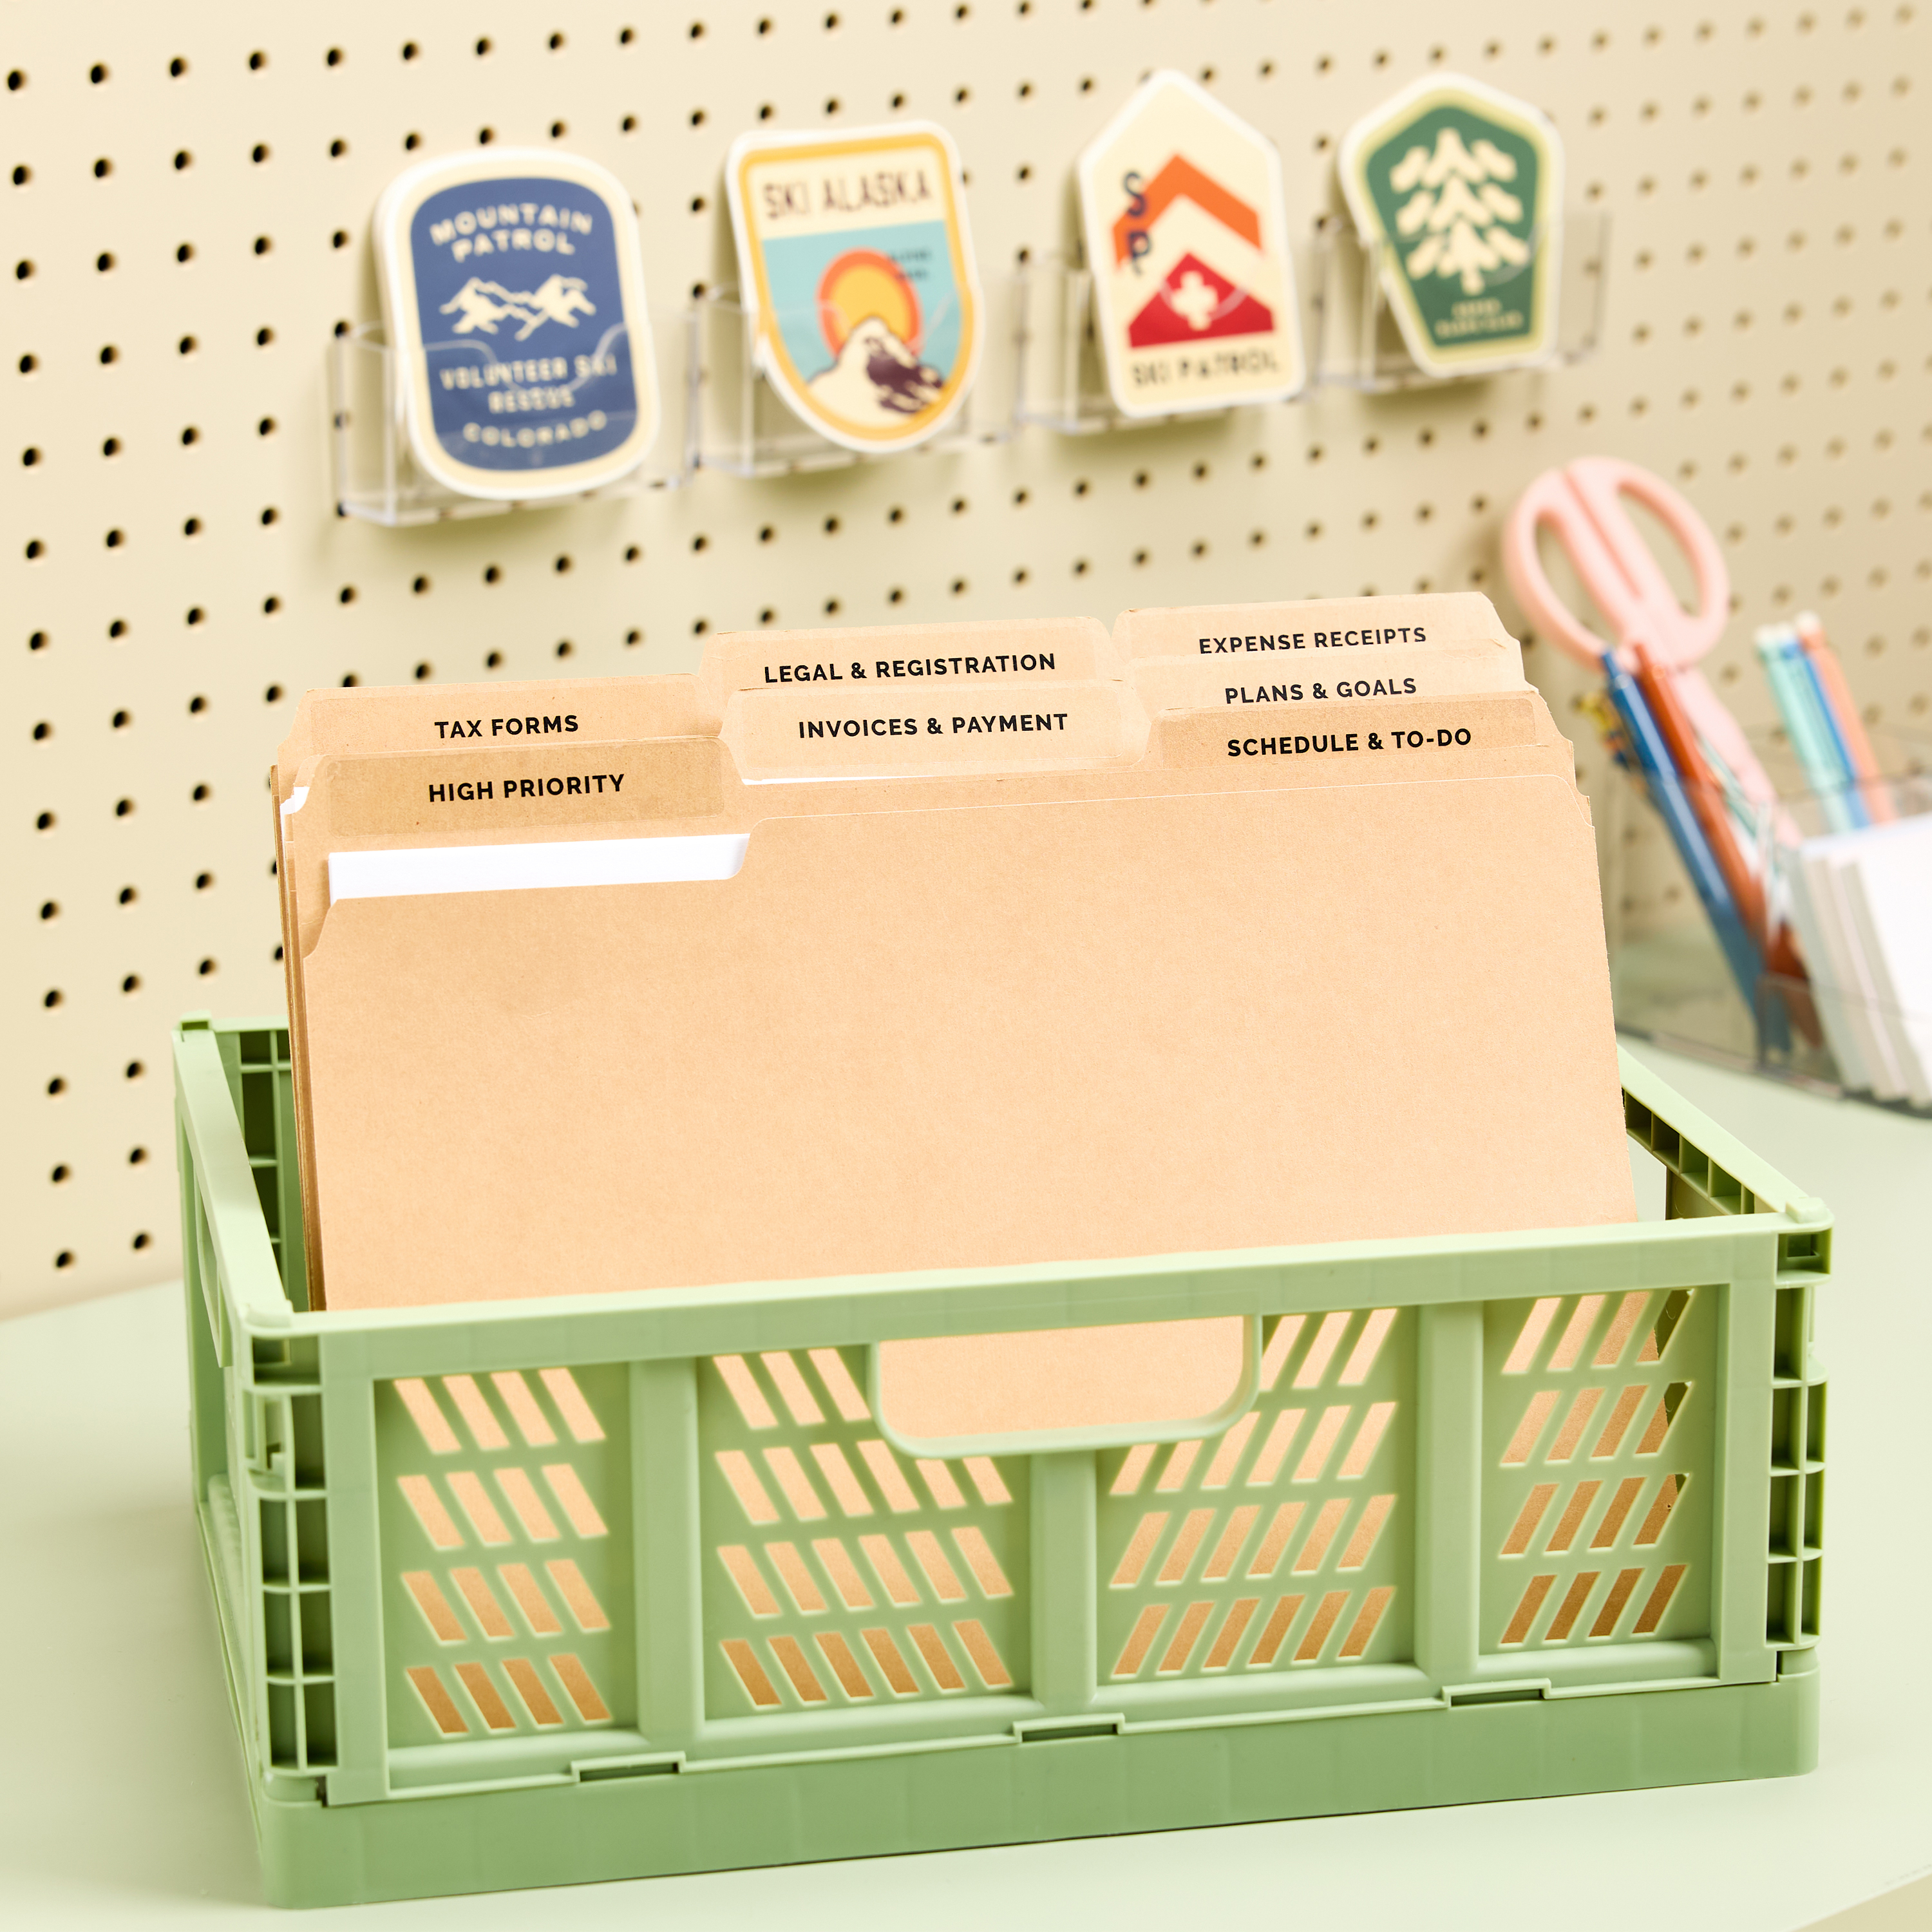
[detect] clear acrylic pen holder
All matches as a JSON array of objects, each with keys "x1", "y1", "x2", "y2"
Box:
[
  {"x1": 330, "y1": 314, "x2": 692, "y2": 527},
  {"x1": 1314, "y1": 209, "x2": 1607, "y2": 392},
  {"x1": 1602, "y1": 725, "x2": 1932, "y2": 1113},
  {"x1": 687, "y1": 288, "x2": 1014, "y2": 480}
]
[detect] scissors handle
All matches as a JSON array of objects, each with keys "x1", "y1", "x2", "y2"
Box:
[{"x1": 1502, "y1": 457, "x2": 1730, "y2": 671}]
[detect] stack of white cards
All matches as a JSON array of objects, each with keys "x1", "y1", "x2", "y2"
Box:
[{"x1": 1781, "y1": 813, "x2": 1932, "y2": 1103}]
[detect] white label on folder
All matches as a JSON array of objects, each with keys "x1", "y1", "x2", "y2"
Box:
[{"x1": 329, "y1": 835, "x2": 749, "y2": 904}]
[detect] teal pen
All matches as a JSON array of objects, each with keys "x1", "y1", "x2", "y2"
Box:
[
  {"x1": 1794, "y1": 647, "x2": 1871, "y2": 829},
  {"x1": 1756, "y1": 626, "x2": 1862, "y2": 833}
]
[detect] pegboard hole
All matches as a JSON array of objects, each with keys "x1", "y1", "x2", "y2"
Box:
[
  {"x1": 554, "y1": 553, "x2": 574, "y2": 572},
  {"x1": 19, "y1": 354, "x2": 36, "y2": 374},
  {"x1": 118, "y1": 886, "x2": 136, "y2": 906},
  {"x1": 172, "y1": 153, "x2": 190, "y2": 173},
  {"x1": 263, "y1": 684, "x2": 283, "y2": 703},
  {"x1": 252, "y1": 143, "x2": 270, "y2": 165},
  {"x1": 475, "y1": 36, "x2": 493, "y2": 55},
  {"x1": 625, "y1": 629, "x2": 642, "y2": 647},
  {"x1": 337, "y1": 586, "x2": 355, "y2": 605},
  {"x1": 191, "y1": 783, "x2": 211, "y2": 802},
  {"x1": 555, "y1": 640, "x2": 574, "y2": 659},
  {"x1": 13, "y1": 260, "x2": 31, "y2": 280},
  {"x1": 39, "y1": 900, "x2": 57, "y2": 920},
  {"x1": 402, "y1": 41, "x2": 419, "y2": 59},
  {"x1": 624, "y1": 545, "x2": 641, "y2": 563},
  {"x1": 43, "y1": 988, "x2": 61, "y2": 1007},
  {"x1": 252, "y1": 234, "x2": 270, "y2": 254},
  {"x1": 30, "y1": 629, "x2": 48, "y2": 649},
  {"x1": 549, "y1": 31, "x2": 567, "y2": 50},
  {"x1": 128, "y1": 1147, "x2": 147, "y2": 1166},
  {"x1": 111, "y1": 710, "x2": 130, "y2": 730},
  {"x1": 178, "y1": 336, "x2": 197, "y2": 356},
  {"x1": 550, "y1": 122, "x2": 567, "y2": 140},
  {"x1": 38, "y1": 810, "x2": 55, "y2": 831},
  {"x1": 405, "y1": 132, "x2": 423, "y2": 150},
  {"x1": 51, "y1": 1164, "x2": 71, "y2": 1185},
  {"x1": 93, "y1": 157, "x2": 111, "y2": 179},
  {"x1": 54, "y1": 1253, "x2": 73, "y2": 1270},
  {"x1": 249, "y1": 50, "x2": 267, "y2": 70},
  {"x1": 195, "y1": 871, "x2": 213, "y2": 891},
  {"x1": 198, "y1": 958, "x2": 217, "y2": 978},
  {"x1": 32, "y1": 718, "x2": 50, "y2": 739},
  {"x1": 120, "y1": 973, "x2": 139, "y2": 993},
  {"x1": 414, "y1": 662, "x2": 432, "y2": 681},
  {"x1": 6, "y1": 71, "x2": 23, "y2": 91},
  {"x1": 261, "y1": 596, "x2": 280, "y2": 616},
  {"x1": 258, "y1": 417, "x2": 276, "y2": 437},
  {"x1": 484, "y1": 564, "x2": 501, "y2": 583},
  {"x1": 132, "y1": 1233, "x2": 151, "y2": 1251},
  {"x1": 25, "y1": 537, "x2": 43, "y2": 558},
  {"x1": 180, "y1": 426, "x2": 199, "y2": 447},
  {"x1": 412, "y1": 574, "x2": 430, "y2": 593},
  {"x1": 48, "y1": 1076, "x2": 66, "y2": 1094},
  {"x1": 90, "y1": 62, "x2": 108, "y2": 84},
  {"x1": 326, "y1": 47, "x2": 343, "y2": 66},
  {"x1": 486, "y1": 651, "x2": 504, "y2": 669},
  {"x1": 187, "y1": 606, "x2": 206, "y2": 624},
  {"x1": 104, "y1": 529, "x2": 124, "y2": 548}
]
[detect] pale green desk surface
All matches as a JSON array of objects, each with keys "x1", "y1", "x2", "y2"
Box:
[{"x1": 3, "y1": 1041, "x2": 1927, "y2": 1930}]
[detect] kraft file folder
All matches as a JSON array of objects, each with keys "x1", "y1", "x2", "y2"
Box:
[
  {"x1": 699, "y1": 615, "x2": 1121, "y2": 710},
  {"x1": 286, "y1": 696, "x2": 1615, "y2": 1314},
  {"x1": 299, "y1": 763, "x2": 1627, "y2": 1327},
  {"x1": 1113, "y1": 591, "x2": 1524, "y2": 664}
]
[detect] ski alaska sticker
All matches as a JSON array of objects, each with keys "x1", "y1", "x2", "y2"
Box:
[
  {"x1": 1077, "y1": 71, "x2": 1304, "y2": 418},
  {"x1": 1339, "y1": 74, "x2": 1562, "y2": 377},
  {"x1": 374, "y1": 149, "x2": 659, "y2": 499},
  {"x1": 726, "y1": 122, "x2": 981, "y2": 454}
]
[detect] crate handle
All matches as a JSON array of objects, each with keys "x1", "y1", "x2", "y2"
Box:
[{"x1": 867, "y1": 1314, "x2": 1260, "y2": 1459}]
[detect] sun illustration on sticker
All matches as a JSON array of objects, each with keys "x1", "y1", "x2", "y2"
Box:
[
  {"x1": 806, "y1": 249, "x2": 943, "y2": 425},
  {"x1": 817, "y1": 249, "x2": 922, "y2": 355}
]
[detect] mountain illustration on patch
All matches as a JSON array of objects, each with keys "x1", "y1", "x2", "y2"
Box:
[
  {"x1": 1113, "y1": 156, "x2": 1274, "y2": 348},
  {"x1": 1127, "y1": 253, "x2": 1274, "y2": 346},
  {"x1": 805, "y1": 314, "x2": 943, "y2": 424},
  {"x1": 440, "y1": 276, "x2": 596, "y2": 342}
]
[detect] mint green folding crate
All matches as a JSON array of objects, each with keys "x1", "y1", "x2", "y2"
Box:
[{"x1": 175, "y1": 1015, "x2": 1830, "y2": 1909}]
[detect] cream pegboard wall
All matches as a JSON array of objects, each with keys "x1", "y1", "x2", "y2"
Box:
[{"x1": 7, "y1": 0, "x2": 1927, "y2": 1316}]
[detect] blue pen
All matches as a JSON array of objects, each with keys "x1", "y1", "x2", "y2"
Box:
[{"x1": 1603, "y1": 656, "x2": 1765, "y2": 1015}]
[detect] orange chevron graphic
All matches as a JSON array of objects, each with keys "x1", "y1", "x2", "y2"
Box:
[{"x1": 1112, "y1": 155, "x2": 1263, "y2": 265}]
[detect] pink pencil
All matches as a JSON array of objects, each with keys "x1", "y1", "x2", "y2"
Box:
[{"x1": 1794, "y1": 611, "x2": 1896, "y2": 823}]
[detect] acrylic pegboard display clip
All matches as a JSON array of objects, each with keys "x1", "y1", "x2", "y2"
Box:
[
  {"x1": 177, "y1": 1017, "x2": 1828, "y2": 1908},
  {"x1": 688, "y1": 289, "x2": 1014, "y2": 480},
  {"x1": 330, "y1": 315, "x2": 691, "y2": 527},
  {"x1": 1013, "y1": 247, "x2": 1316, "y2": 436},
  {"x1": 1315, "y1": 211, "x2": 1608, "y2": 393}
]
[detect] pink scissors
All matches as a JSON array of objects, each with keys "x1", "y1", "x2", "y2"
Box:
[{"x1": 1503, "y1": 455, "x2": 1781, "y2": 820}]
